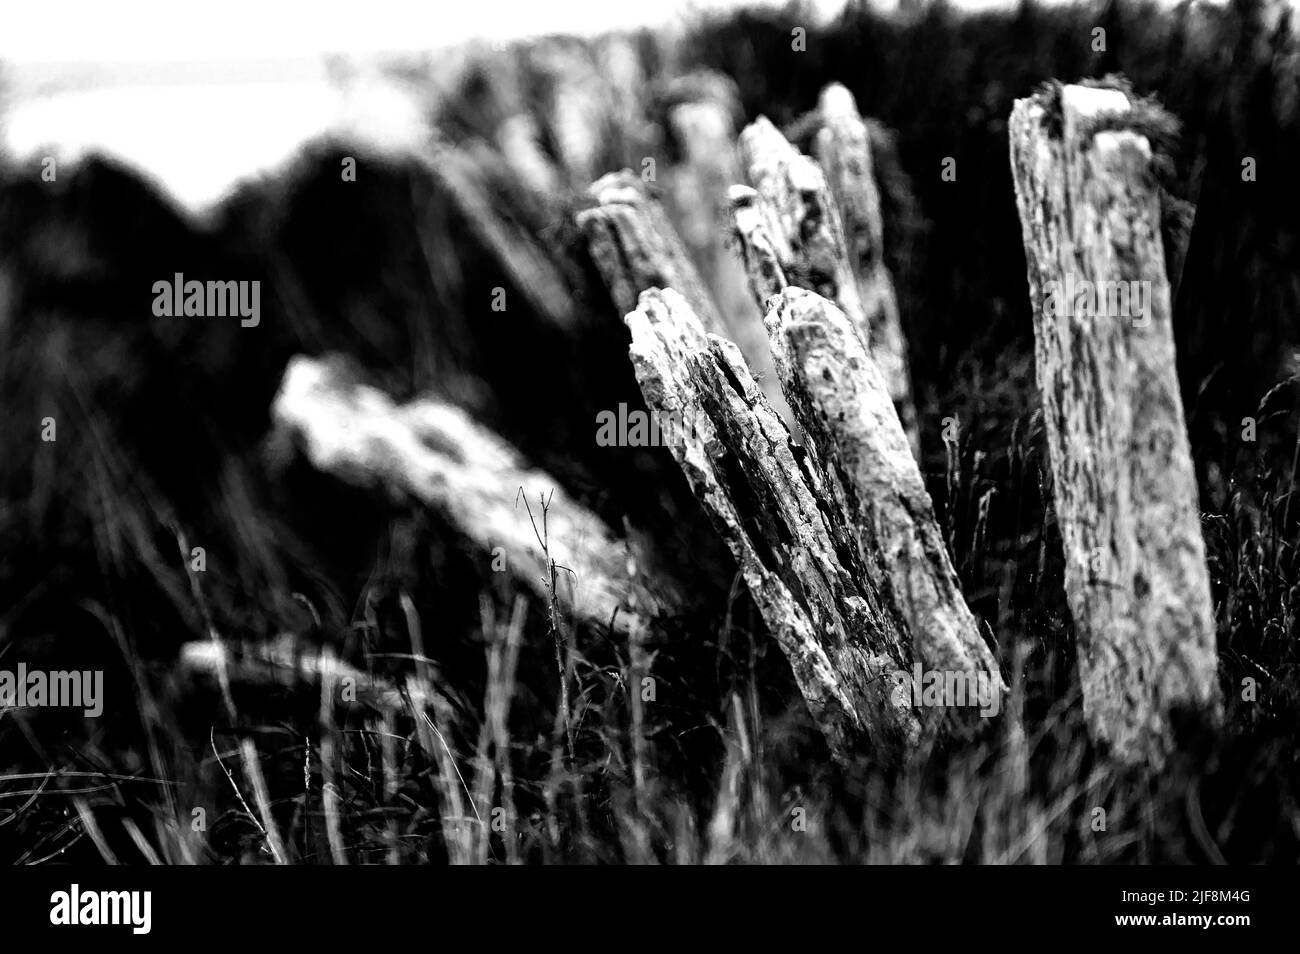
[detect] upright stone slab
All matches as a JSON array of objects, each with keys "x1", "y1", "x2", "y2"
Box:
[{"x1": 1009, "y1": 81, "x2": 1220, "y2": 764}]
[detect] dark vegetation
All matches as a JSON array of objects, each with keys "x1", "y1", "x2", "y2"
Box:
[{"x1": 1, "y1": 0, "x2": 1298, "y2": 863}]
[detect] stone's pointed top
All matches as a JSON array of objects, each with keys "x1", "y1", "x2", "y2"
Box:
[
  {"x1": 632, "y1": 286, "x2": 688, "y2": 322},
  {"x1": 656, "y1": 69, "x2": 743, "y2": 120},
  {"x1": 1060, "y1": 85, "x2": 1137, "y2": 155},
  {"x1": 627, "y1": 287, "x2": 710, "y2": 348},
  {"x1": 727, "y1": 184, "x2": 760, "y2": 207},
  {"x1": 1058, "y1": 85, "x2": 1152, "y2": 162},
  {"x1": 1061, "y1": 83, "x2": 1131, "y2": 121},
  {"x1": 818, "y1": 82, "x2": 859, "y2": 119},
  {"x1": 766, "y1": 287, "x2": 856, "y2": 354},
  {"x1": 585, "y1": 168, "x2": 646, "y2": 205},
  {"x1": 771, "y1": 284, "x2": 817, "y2": 312},
  {"x1": 739, "y1": 115, "x2": 797, "y2": 158},
  {"x1": 786, "y1": 153, "x2": 827, "y2": 192},
  {"x1": 641, "y1": 285, "x2": 687, "y2": 307}
]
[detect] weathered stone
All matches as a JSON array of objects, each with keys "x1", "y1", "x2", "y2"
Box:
[
  {"x1": 625, "y1": 287, "x2": 920, "y2": 762},
  {"x1": 810, "y1": 84, "x2": 918, "y2": 450},
  {"x1": 577, "y1": 170, "x2": 722, "y2": 331},
  {"x1": 765, "y1": 287, "x2": 1001, "y2": 692},
  {"x1": 1009, "y1": 81, "x2": 1219, "y2": 764}
]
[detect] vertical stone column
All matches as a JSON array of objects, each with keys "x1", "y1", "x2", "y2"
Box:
[{"x1": 1009, "y1": 81, "x2": 1220, "y2": 764}]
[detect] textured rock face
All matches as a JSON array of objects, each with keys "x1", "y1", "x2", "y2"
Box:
[
  {"x1": 810, "y1": 84, "x2": 918, "y2": 451},
  {"x1": 738, "y1": 117, "x2": 866, "y2": 324},
  {"x1": 737, "y1": 111, "x2": 919, "y2": 454},
  {"x1": 728, "y1": 185, "x2": 788, "y2": 311},
  {"x1": 765, "y1": 288, "x2": 1002, "y2": 691},
  {"x1": 577, "y1": 170, "x2": 722, "y2": 332},
  {"x1": 626, "y1": 287, "x2": 920, "y2": 762},
  {"x1": 1009, "y1": 82, "x2": 1220, "y2": 764}
]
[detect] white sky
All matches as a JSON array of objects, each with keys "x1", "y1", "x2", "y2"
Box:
[
  {"x1": 0, "y1": 0, "x2": 1234, "y2": 213},
  {"x1": 0, "y1": 0, "x2": 1024, "y2": 65},
  {"x1": 0, "y1": 0, "x2": 875, "y2": 211}
]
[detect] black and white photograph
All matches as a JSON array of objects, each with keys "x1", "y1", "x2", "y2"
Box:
[{"x1": 0, "y1": 0, "x2": 1297, "y2": 927}]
